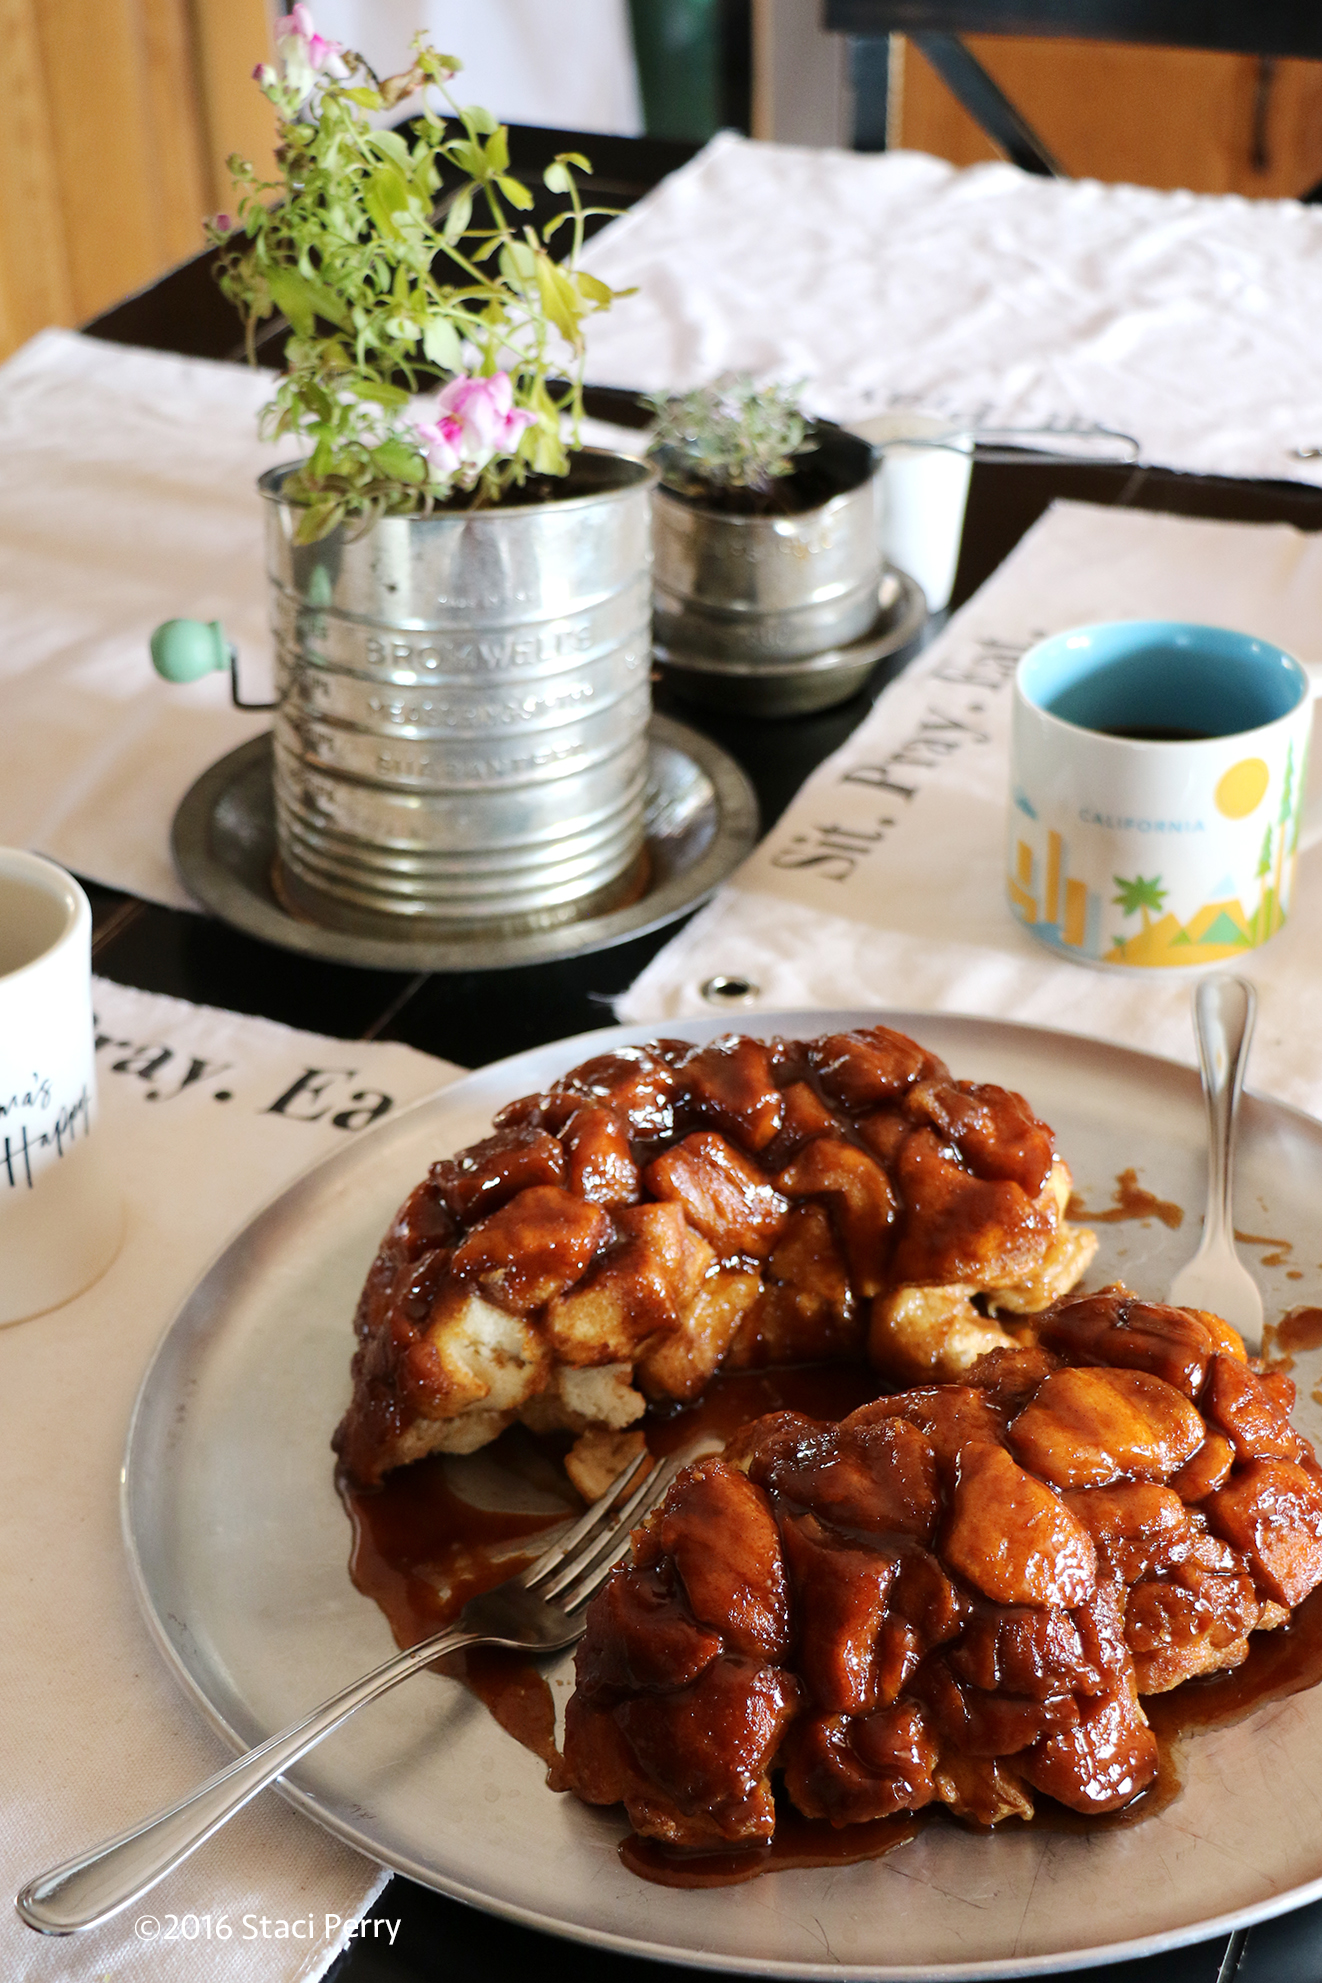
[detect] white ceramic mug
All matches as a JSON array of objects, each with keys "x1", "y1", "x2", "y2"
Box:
[
  {"x1": 850, "y1": 410, "x2": 974, "y2": 614},
  {"x1": 0, "y1": 850, "x2": 122, "y2": 1322},
  {"x1": 1007, "y1": 621, "x2": 1318, "y2": 969}
]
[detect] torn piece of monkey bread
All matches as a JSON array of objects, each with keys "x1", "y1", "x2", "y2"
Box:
[
  {"x1": 333, "y1": 1025, "x2": 1096, "y2": 1487},
  {"x1": 561, "y1": 1291, "x2": 1322, "y2": 1846}
]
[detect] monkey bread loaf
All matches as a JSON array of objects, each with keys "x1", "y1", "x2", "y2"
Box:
[
  {"x1": 334, "y1": 1025, "x2": 1097, "y2": 1495},
  {"x1": 561, "y1": 1293, "x2": 1322, "y2": 1844}
]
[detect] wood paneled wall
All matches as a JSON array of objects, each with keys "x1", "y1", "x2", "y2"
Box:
[
  {"x1": 0, "y1": 0, "x2": 275, "y2": 361},
  {"x1": 897, "y1": 35, "x2": 1322, "y2": 199}
]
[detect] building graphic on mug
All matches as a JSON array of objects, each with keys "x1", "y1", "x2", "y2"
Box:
[{"x1": 1007, "y1": 745, "x2": 1305, "y2": 967}]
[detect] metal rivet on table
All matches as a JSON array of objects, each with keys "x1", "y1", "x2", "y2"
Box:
[{"x1": 701, "y1": 974, "x2": 760, "y2": 1006}]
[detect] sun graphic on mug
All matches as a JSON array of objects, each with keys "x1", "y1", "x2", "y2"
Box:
[{"x1": 1214, "y1": 758, "x2": 1270, "y2": 819}]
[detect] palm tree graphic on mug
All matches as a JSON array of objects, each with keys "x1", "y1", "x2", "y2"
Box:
[
  {"x1": 1249, "y1": 744, "x2": 1292, "y2": 943},
  {"x1": 1111, "y1": 872, "x2": 1167, "y2": 947}
]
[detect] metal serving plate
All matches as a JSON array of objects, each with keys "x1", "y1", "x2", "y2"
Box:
[
  {"x1": 124, "y1": 1010, "x2": 1322, "y2": 1979},
  {"x1": 170, "y1": 715, "x2": 758, "y2": 971},
  {"x1": 656, "y1": 568, "x2": 928, "y2": 717}
]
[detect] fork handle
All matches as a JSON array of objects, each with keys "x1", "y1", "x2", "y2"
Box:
[
  {"x1": 17, "y1": 1623, "x2": 478, "y2": 1936},
  {"x1": 1192, "y1": 974, "x2": 1256, "y2": 1255}
]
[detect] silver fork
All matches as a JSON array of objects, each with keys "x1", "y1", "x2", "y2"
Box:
[
  {"x1": 18, "y1": 1443, "x2": 696, "y2": 1937},
  {"x1": 1168, "y1": 974, "x2": 1263, "y2": 1346}
]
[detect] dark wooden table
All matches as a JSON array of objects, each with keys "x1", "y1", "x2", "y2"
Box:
[{"x1": 77, "y1": 129, "x2": 1322, "y2": 1983}]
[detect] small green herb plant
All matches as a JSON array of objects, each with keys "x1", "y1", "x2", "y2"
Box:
[
  {"x1": 212, "y1": 7, "x2": 621, "y2": 541},
  {"x1": 645, "y1": 375, "x2": 814, "y2": 504}
]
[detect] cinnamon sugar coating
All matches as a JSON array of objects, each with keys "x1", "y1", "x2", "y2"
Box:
[
  {"x1": 561, "y1": 1294, "x2": 1322, "y2": 1844},
  {"x1": 334, "y1": 1026, "x2": 1097, "y2": 1486}
]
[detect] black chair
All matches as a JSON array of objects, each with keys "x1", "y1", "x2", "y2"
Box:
[{"x1": 826, "y1": 0, "x2": 1322, "y2": 196}]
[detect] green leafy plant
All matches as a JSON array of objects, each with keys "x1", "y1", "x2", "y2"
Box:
[
  {"x1": 210, "y1": 7, "x2": 622, "y2": 541},
  {"x1": 645, "y1": 374, "x2": 814, "y2": 502}
]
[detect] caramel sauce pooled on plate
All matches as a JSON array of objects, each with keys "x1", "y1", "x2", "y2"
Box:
[
  {"x1": 1067, "y1": 1168, "x2": 1183, "y2": 1230},
  {"x1": 342, "y1": 1433, "x2": 572, "y2": 1768},
  {"x1": 1236, "y1": 1231, "x2": 1294, "y2": 1268},
  {"x1": 622, "y1": 1808, "x2": 926, "y2": 1887},
  {"x1": 1262, "y1": 1307, "x2": 1322, "y2": 1373}
]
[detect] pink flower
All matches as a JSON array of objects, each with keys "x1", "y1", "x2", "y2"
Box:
[
  {"x1": 278, "y1": 3, "x2": 339, "y2": 66},
  {"x1": 273, "y1": 5, "x2": 342, "y2": 96},
  {"x1": 414, "y1": 413, "x2": 465, "y2": 479},
  {"x1": 414, "y1": 373, "x2": 536, "y2": 481},
  {"x1": 435, "y1": 371, "x2": 536, "y2": 458},
  {"x1": 213, "y1": 212, "x2": 233, "y2": 234}
]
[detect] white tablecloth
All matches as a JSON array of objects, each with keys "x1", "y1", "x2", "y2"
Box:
[
  {"x1": 0, "y1": 331, "x2": 289, "y2": 910},
  {"x1": 582, "y1": 133, "x2": 1322, "y2": 488}
]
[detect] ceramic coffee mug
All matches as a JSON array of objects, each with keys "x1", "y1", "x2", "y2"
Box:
[
  {"x1": 0, "y1": 850, "x2": 122, "y2": 1322},
  {"x1": 1007, "y1": 621, "x2": 1317, "y2": 969},
  {"x1": 852, "y1": 411, "x2": 974, "y2": 614}
]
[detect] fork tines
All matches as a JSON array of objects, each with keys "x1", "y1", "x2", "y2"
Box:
[{"x1": 521, "y1": 1449, "x2": 682, "y2": 1618}]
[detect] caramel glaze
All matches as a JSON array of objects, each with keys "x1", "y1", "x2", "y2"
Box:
[
  {"x1": 343, "y1": 1351, "x2": 1322, "y2": 1890},
  {"x1": 623, "y1": 1619, "x2": 1322, "y2": 1894},
  {"x1": 1262, "y1": 1307, "x2": 1322, "y2": 1374},
  {"x1": 621, "y1": 1724, "x2": 1191, "y2": 1891},
  {"x1": 622, "y1": 1807, "x2": 925, "y2": 1887},
  {"x1": 1008, "y1": 1594, "x2": 1322, "y2": 1844},
  {"x1": 620, "y1": 1589, "x2": 1322, "y2": 1891},
  {"x1": 341, "y1": 1368, "x2": 883, "y2": 1778},
  {"x1": 336, "y1": 1025, "x2": 1070, "y2": 1492},
  {"x1": 606, "y1": 1636, "x2": 1322, "y2": 1890},
  {"x1": 1148, "y1": 1578, "x2": 1322, "y2": 1737},
  {"x1": 608, "y1": 1578, "x2": 1322, "y2": 1892},
  {"x1": 1067, "y1": 1168, "x2": 1183, "y2": 1230},
  {"x1": 563, "y1": 1295, "x2": 1322, "y2": 1887},
  {"x1": 342, "y1": 1429, "x2": 575, "y2": 1769},
  {"x1": 645, "y1": 1363, "x2": 884, "y2": 1458},
  {"x1": 1236, "y1": 1231, "x2": 1294, "y2": 1268}
]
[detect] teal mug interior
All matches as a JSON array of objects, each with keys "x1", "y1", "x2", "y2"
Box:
[{"x1": 1018, "y1": 621, "x2": 1308, "y2": 742}]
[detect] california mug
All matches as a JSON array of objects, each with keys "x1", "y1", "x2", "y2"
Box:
[
  {"x1": 0, "y1": 849, "x2": 122, "y2": 1322},
  {"x1": 1007, "y1": 621, "x2": 1317, "y2": 968}
]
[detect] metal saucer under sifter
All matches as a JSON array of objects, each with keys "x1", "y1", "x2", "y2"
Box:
[
  {"x1": 655, "y1": 565, "x2": 927, "y2": 717},
  {"x1": 170, "y1": 715, "x2": 758, "y2": 971}
]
